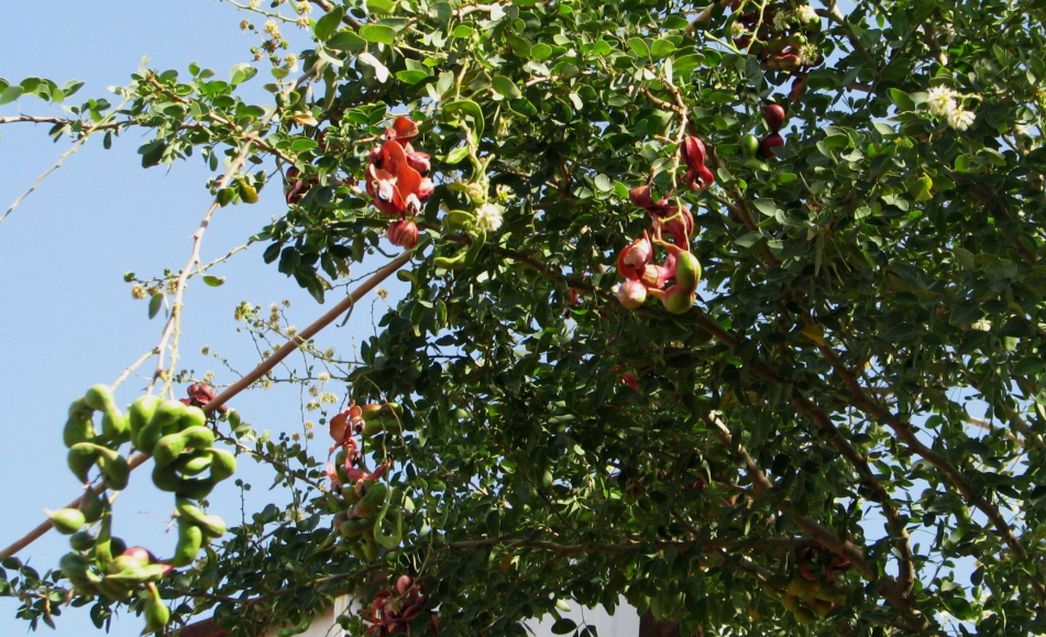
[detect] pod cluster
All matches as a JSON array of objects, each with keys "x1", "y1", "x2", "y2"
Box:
[
  {"x1": 328, "y1": 402, "x2": 406, "y2": 562},
  {"x1": 54, "y1": 385, "x2": 237, "y2": 634},
  {"x1": 614, "y1": 135, "x2": 712, "y2": 316}
]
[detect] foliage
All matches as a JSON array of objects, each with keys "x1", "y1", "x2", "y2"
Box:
[{"x1": 2, "y1": 0, "x2": 1045, "y2": 635}]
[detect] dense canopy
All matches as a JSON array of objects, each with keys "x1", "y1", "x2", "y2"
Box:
[{"x1": 2, "y1": 0, "x2": 1045, "y2": 635}]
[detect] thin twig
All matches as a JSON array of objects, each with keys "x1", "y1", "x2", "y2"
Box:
[{"x1": 2, "y1": 97, "x2": 130, "y2": 224}]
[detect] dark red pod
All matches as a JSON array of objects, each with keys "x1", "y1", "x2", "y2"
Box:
[
  {"x1": 762, "y1": 103, "x2": 786, "y2": 133},
  {"x1": 758, "y1": 132, "x2": 784, "y2": 159}
]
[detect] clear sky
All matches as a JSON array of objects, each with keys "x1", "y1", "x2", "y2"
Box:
[{"x1": 0, "y1": 3, "x2": 404, "y2": 634}]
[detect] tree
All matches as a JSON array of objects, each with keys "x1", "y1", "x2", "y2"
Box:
[{"x1": 1, "y1": 0, "x2": 1044, "y2": 634}]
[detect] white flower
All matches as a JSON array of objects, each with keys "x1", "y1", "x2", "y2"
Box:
[
  {"x1": 926, "y1": 85, "x2": 958, "y2": 117},
  {"x1": 796, "y1": 4, "x2": 819, "y2": 25},
  {"x1": 947, "y1": 108, "x2": 976, "y2": 131},
  {"x1": 799, "y1": 43, "x2": 820, "y2": 66},
  {"x1": 475, "y1": 202, "x2": 504, "y2": 232},
  {"x1": 263, "y1": 19, "x2": 280, "y2": 37},
  {"x1": 729, "y1": 20, "x2": 746, "y2": 38},
  {"x1": 772, "y1": 10, "x2": 790, "y2": 30}
]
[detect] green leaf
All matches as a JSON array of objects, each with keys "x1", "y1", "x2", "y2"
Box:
[
  {"x1": 492, "y1": 75, "x2": 521, "y2": 99},
  {"x1": 888, "y1": 88, "x2": 914, "y2": 111},
  {"x1": 651, "y1": 38, "x2": 676, "y2": 58},
  {"x1": 314, "y1": 7, "x2": 344, "y2": 41},
  {"x1": 203, "y1": 275, "x2": 225, "y2": 287},
  {"x1": 0, "y1": 85, "x2": 23, "y2": 105},
  {"x1": 230, "y1": 63, "x2": 257, "y2": 85},
  {"x1": 395, "y1": 69, "x2": 430, "y2": 85},
  {"x1": 451, "y1": 24, "x2": 475, "y2": 39},
  {"x1": 360, "y1": 24, "x2": 397, "y2": 45},
  {"x1": 328, "y1": 30, "x2": 367, "y2": 52},
  {"x1": 551, "y1": 618, "x2": 576, "y2": 634},
  {"x1": 671, "y1": 53, "x2": 702, "y2": 79},
  {"x1": 366, "y1": 0, "x2": 396, "y2": 14},
  {"x1": 444, "y1": 146, "x2": 470, "y2": 164},
  {"x1": 531, "y1": 43, "x2": 553, "y2": 61},
  {"x1": 358, "y1": 52, "x2": 389, "y2": 83},
  {"x1": 627, "y1": 37, "x2": 650, "y2": 58}
]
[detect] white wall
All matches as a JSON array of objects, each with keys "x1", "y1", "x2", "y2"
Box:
[{"x1": 263, "y1": 597, "x2": 640, "y2": 637}]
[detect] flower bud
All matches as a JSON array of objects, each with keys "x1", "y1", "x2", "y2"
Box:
[{"x1": 387, "y1": 219, "x2": 419, "y2": 249}]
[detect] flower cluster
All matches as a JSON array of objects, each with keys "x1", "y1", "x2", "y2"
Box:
[
  {"x1": 926, "y1": 85, "x2": 977, "y2": 131},
  {"x1": 326, "y1": 403, "x2": 387, "y2": 487},
  {"x1": 362, "y1": 575, "x2": 439, "y2": 636},
  {"x1": 364, "y1": 116, "x2": 434, "y2": 249},
  {"x1": 474, "y1": 201, "x2": 505, "y2": 232}
]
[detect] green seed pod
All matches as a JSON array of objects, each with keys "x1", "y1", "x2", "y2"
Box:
[
  {"x1": 97, "y1": 451, "x2": 130, "y2": 490},
  {"x1": 143, "y1": 584, "x2": 171, "y2": 633},
  {"x1": 353, "y1": 482, "x2": 388, "y2": 517},
  {"x1": 373, "y1": 491, "x2": 403, "y2": 550},
  {"x1": 134, "y1": 399, "x2": 186, "y2": 454},
  {"x1": 152, "y1": 426, "x2": 216, "y2": 467},
  {"x1": 100, "y1": 404, "x2": 130, "y2": 444},
  {"x1": 127, "y1": 395, "x2": 160, "y2": 443},
  {"x1": 174, "y1": 451, "x2": 212, "y2": 476},
  {"x1": 152, "y1": 463, "x2": 217, "y2": 499},
  {"x1": 177, "y1": 405, "x2": 207, "y2": 430},
  {"x1": 69, "y1": 530, "x2": 96, "y2": 552},
  {"x1": 171, "y1": 521, "x2": 204, "y2": 567},
  {"x1": 49, "y1": 508, "x2": 87, "y2": 535},
  {"x1": 97, "y1": 575, "x2": 135, "y2": 601},
  {"x1": 67, "y1": 443, "x2": 104, "y2": 483},
  {"x1": 742, "y1": 133, "x2": 760, "y2": 158},
  {"x1": 80, "y1": 488, "x2": 107, "y2": 523},
  {"x1": 206, "y1": 448, "x2": 237, "y2": 482},
  {"x1": 175, "y1": 497, "x2": 226, "y2": 538},
  {"x1": 63, "y1": 412, "x2": 96, "y2": 448},
  {"x1": 237, "y1": 177, "x2": 259, "y2": 204},
  {"x1": 216, "y1": 186, "x2": 236, "y2": 207},
  {"x1": 83, "y1": 385, "x2": 116, "y2": 412}
]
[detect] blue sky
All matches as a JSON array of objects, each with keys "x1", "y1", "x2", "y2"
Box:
[{"x1": 0, "y1": 3, "x2": 406, "y2": 634}]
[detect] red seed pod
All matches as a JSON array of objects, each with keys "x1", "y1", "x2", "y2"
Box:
[
  {"x1": 387, "y1": 219, "x2": 419, "y2": 249},
  {"x1": 616, "y1": 280, "x2": 648, "y2": 310},
  {"x1": 628, "y1": 184, "x2": 670, "y2": 212},
  {"x1": 616, "y1": 235, "x2": 653, "y2": 280},
  {"x1": 395, "y1": 575, "x2": 413, "y2": 596},
  {"x1": 758, "y1": 132, "x2": 785, "y2": 159},
  {"x1": 680, "y1": 136, "x2": 708, "y2": 171},
  {"x1": 762, "y1": 103, "x2": 786, "y2": 133}
]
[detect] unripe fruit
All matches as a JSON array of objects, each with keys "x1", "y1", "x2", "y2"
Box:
[
  {"x1": 617, "y1": 280, "x2": 648, "y2": 310},
  {"x1": 387, "y1": 219, "x2": 419, "y2": 249},
  {"x1": 237, "y1": 177, "x2": 259, "y2": 204},
  {"x1": 742, "y1": 134, "x2": 760, "y2": 157}
]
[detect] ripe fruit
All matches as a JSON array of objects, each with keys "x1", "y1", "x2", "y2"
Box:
[{"x1": 762, "y1": 103, "x2": 786, "y2": 132}]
